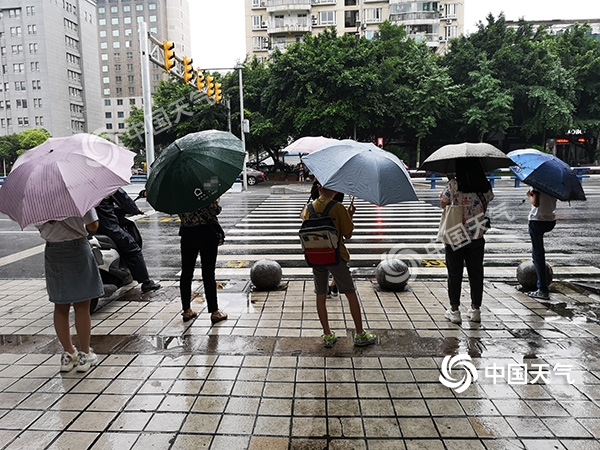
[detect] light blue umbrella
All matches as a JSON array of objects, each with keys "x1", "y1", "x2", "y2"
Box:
[
  {"x1": 302, "y1": 140, "x2": 418, "y2": 206},
  {"x1": 508, "y1": 149, "x2": 586, "y2": 201}
]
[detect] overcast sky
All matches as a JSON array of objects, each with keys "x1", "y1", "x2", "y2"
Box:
[{"x1": 189, "y1": 0, "x2": 600, "y2": 71}]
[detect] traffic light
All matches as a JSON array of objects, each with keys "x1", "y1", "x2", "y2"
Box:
[
  {"x1": 196, "y1": 69, "x2": 205, "y2": 90},
  {"x1": 214, "y1": 82, "x2": 222, "y2": 103},
  {"x1": 162, "y1": 40, "x2": 175, "y2": 72},
  {"x1": 206, "y1": 75, "x2": 215, "y2": 98},
  {"x1": 182, "y1": 56, "x2": 194, "y2": 84}
]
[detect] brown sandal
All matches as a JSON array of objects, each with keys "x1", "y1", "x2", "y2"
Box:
[
  {"x1": 182, "y1": 309, "x2": 198, "y2": 322},
  {"x1": 210, "y1": 310, "x2": 227, "y2": 324}
]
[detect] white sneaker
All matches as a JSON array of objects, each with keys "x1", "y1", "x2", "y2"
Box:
[
  {"x1": 60, "y1": 348, "x2": 78, "y2": 372},
  {"x1": 76, "y1": 349, "x2": 98, "y2": 373},
  {"x1": 466, "y1": 308, "x2": 481, "y2": 322},
  {"x1": 445, "y1": 309, "x2": 462, "y2": 324}
]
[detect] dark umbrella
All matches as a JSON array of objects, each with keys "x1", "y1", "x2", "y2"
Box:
[
  {"x1": 419, "y1": 142, "x2": 512, "y2": 174},
  {"x1": 145, "y1": 130, "x2": 246, "y2": 214},
  {"x1": 508, "y1": 148, "x2": 586, "y2": 201}
]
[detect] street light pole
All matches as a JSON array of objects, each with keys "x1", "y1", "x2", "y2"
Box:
[{"x1": 235, "y1": 63, "x2": 248, "y2": 191}]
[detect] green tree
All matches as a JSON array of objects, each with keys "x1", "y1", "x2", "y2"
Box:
[
  {"x1": 17, "y1": 128, "x2": 51, "y2": 154},
  {"x1": 462, "y1": 61, "x2": 513, "y2": 142},
  {"x1": 121, "y1": 77, "x2": 227, "y2": 154}
]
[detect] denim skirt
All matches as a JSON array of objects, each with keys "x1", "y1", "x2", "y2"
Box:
[{"x1": 44, "y1": 238, "x2": 104, "y2": 304}]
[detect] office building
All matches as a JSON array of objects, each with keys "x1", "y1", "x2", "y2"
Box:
[
  {"x1": 0, "y1": 0, "x2": 103, "y2": 138},
  {"x1": 96, "y1": 0, "x2": 191, "y2": 144},
  {"x1": 245, "y1": 0, "x2": 464, "y2": 61}
]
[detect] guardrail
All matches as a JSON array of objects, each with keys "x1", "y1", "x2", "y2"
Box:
[{"x1": 130, "y1": 174, "x2": 147, "y2": 183}]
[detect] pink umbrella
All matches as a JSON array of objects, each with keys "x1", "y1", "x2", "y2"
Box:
[
  {"x1": 281, "y1": 136, "x2": 340, "y2": 155},
  {"x1": 0, "y1": 133, "x2": 135, "y2": 228}
]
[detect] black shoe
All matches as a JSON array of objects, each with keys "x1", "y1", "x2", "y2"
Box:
[
  {"x1": 331, "y1": 285, "x2": 338, "y2": 296},
  {"x1": 141, "y1": 280, "x2": 161, "y2": 293}
]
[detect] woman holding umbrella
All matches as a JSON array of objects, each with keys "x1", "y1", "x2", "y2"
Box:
[
  {"x1": 36, "y1": 211, "x2": 104, "y2": 373},
  {"x1": 525, "y1": 189, "x2": 556, "y2": 300},
  {"x1": 440, "y1": 158, "x2": 494, "y2": 324}
]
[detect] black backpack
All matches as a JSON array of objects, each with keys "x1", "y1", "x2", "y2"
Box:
[{"x1": 299, "y1": 200, "x2": 340, "y2": 267}]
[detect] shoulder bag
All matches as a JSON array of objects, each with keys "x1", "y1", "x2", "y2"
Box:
[{"x1": 436, "y1": 192, "x2": 464, "y2": 244}]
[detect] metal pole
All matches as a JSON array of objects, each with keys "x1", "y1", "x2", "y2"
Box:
[
  {"x1": 236, "y1": 64, "x2": 248, "y2": 191},
  {"x1": 227, "y1": 98, "x2": 232, "y2": 133},
  {"x1": 138, "y1": 22, "x2": 155, "y2": 172}
]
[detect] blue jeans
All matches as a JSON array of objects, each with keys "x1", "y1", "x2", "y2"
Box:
[
  {"x1": 445, "y1": 238, "x2": 485, "y2": 308},
  {"x1": 528, "y1": 220, "x2": 556, "y2": 294}
]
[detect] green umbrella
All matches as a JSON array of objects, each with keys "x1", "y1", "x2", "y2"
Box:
[{"x1": 146, "y1": 130, "x2": 245, "y2": 214}]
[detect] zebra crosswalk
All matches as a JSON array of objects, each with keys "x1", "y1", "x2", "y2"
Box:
[{"x1": 209, "y1": 190, "x2": 600, "y2": 281}]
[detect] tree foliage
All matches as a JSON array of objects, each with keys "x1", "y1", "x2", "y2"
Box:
[{"x1": 121, "y1": 17, "x2": 600, "y2": 167}]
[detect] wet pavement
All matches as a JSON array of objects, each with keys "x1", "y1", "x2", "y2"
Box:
[{"x1": 1, "y1": 179, "x2": 600, "y2": 449}]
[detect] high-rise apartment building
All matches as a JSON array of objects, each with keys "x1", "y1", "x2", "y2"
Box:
[
  {"x1": 0, "y1": 0, "x2": 103, "y2": 138},
  {"x1": 245, "y1": 0, "x2": 464, "y2": 61},
  {"x1": 96, "y1": 0, "x2": 191, "y2": 144}
]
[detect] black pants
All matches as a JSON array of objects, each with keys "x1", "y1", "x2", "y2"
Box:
[
  {"x1": 179, "y1": 225, "x2": 219, "y2": 313},
  {"x1": 98, "y1": 225, "x2": 150, "y2": 283},
  {"x1": 445, "y1": 238, "x2": 485, "y2": 308}
]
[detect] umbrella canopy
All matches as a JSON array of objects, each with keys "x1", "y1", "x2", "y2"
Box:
[
  {"x1": 508, "y1": 148, "x2": 586, "y2": 201},
  {"x1": 419, "y1": 142, "x2": 512, "y2": 174},
  {"x1": 281, "y1": 136, "x2": 340, "y2": 156},
  {"x1": 302, "y1": 140, "x2": 418, "y2": 206},
  {"x1": 146, "y1": 130, "x2": 245, "y2": 214},
  {"x1": 0, "y1": 133, "x2": 135, "y2": 228}
]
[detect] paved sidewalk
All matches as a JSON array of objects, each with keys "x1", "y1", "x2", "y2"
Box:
[{"x1": 1, "y1": 274, "x2": 600, "y2": 449}]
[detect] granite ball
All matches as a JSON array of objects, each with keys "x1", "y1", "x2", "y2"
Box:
[
  {"x1": 250, "y1": 259, "x2": 282, "y2": 291},
  {"x1": 516, "y1": 260, "x2": 553, "y2": 291},
  {"x1": 376, "y1": 259, "x2": 410, "y2": 291}
]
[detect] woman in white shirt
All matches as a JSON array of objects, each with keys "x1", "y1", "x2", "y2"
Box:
[
  {"x1": 36, "y1": 210, "x2": 103, "y2": 373},
  {"x1": 526, "y1": 189, "x2": 557, "y2": 300}
]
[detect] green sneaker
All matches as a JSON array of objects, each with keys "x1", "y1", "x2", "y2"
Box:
[
  {"x1": 354, "y1": 331, "x2": 377, "y2": 347},
  {"x1": 322, "y1": 332, "x2": 337, "y2": 348}
]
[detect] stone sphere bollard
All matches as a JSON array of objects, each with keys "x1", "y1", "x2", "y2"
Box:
[
  {"x1": 376, "y1": 259, "x2": 410, "y2": 291},
  {"x1": 250, "y1": 259, "x2": 282, "y2": 291},
  {"x1": 516, "y1": 260, "x2": 553, "y2": 291}
]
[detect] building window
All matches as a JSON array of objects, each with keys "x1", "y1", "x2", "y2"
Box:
[
  {"x1": 104, "y1": 88, "x2": 110, "y2": 95},
  {"x1": 130, "y1": 99, "x2": 136, "y2": 105},
  {"x1": 127, "y1": 64, "x2": 134, "y2": 71},
  {"x1": 16, "y1": 99, "x2": 27, "y2": 108},
  {"x1": 149, "y1": 15, "x2": 157, "y2": 22},
  {"x1": 98, "y1": 7, "x2": 105, "y2": 14},
  {"x1": 101, "y1": 42, "x2": 108, "y2": 49},
  {"x1": 344, "y1": 10, "x2": 359, "y2": 28},
  {"x1": 29, "y1": 43, "x2": 38, "y2": 53},
  {"x1": 116, "y1": 88, "x2": 123, "y2": 94},
  {"x1": 111, "y1": 18, "x2": 119, "y2": 25},
  {"x1": 115, "y1": 64, "x2": 122, "y2": 71},
  {"x1": 13, "y1": 63, "x2": 24, "y2": 73},
  {"x1": 124, "y1": 17, "x2": 132, "y2": 24},
  {"x1": 105, "y1": 112, "x2": 112, "y2": 118},
  {"x1": 30, "y1": 62, "x2": 40, "y2": 71},
  {"x1": 113, "y1": 42, "x2": 121, "y2": 48},
  {"x1": 26, "y1": 6, "x2": 35, "y2": 16},
  {"x1": 149, "y1": 4, "x2": 156, "y2": 10},
  {"x1": 110, "y1": 6, "x2": 118, "y2": 13},
  {"x1": 106, "y1": 123, "x2": 113, "y2": 129},
  {"x1": 126, "y1": 52, "x2": 133, "y2": 59},
  {"x1": 28, "y1": 25, "x2": 37, "y2": 35},
  {"x1": 34, "y1": 98, "x2": 42, "y2": 108},
  {"x1": 117, "y1": 112, "x2": 124, "y2": 119},
  {"x1": 319, "y1": 11, "x2": 335, "y2": 25},
  {"x1": 32, "y1": 80, "x2": 41, "y2": 90},
  {"x1": 117, "y1": 99, "x2": 123, "y2": 105},
  {"x1": 101, "y1": 54, "x2": 108, "y2": 61},
  {"x1": 127, "y1": 75, "x2": 134, "y2": 83},
  {"x1": 8, "y1": 9, "x2": 21, "y2": 18},
  {"x1": 105, "y1": 99, "x2": 111, "y2": 106},
  {"x1": 364, "y1": 8, "x2": 382, "y2": 23},
  {"x1": 100, "y1": 30, "x2": 107, "y2": 38},
  {"x1": 15, "y1": 81, "x2": 27, "y2": 91},
  {"x1": 125, "y1": 28, "x2": 132, "y2": 36},
  {"x1": 103, "y1": 77, "x2": 110, "y2": 84},
  {"x1": 114, "y1": 53, "x2": 121, "y2": 60},
  {"x1": 123, "y1": 6, "x2": 131, "y2": 12},
  {"x1": 128, "y1": 87, "x2": 135, "y2": 94},
  {"x1": 118, "y1": 123, "x2": 125, "y2": 129},
  {"x1": 102, "y1": 65, "x2": 109, "y2": 72},
  {"x1": 12, "y1": 45, "x2": 23, "y2": 55},
  {"x1": 115, "y1": 76, "x2": 122, "y2": 83},
  {"x1": 136, "y1": 4, "x2": 144, "y2": 11},
  {"x1": 18, "y1": 117, "x2": 29, "y2": 127},
  {"x1": 99, "y1": 18, "x2": 106, "y2": 26},
  {"x1": 35, "y1": 116, "x2": 44, "y2": 126},
  {"x1": 112, "y1": 29, "x2": 120, "y2": 37}
]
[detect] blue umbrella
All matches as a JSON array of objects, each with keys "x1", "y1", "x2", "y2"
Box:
[
  {"x1": 508, "y1": 149, "x2": 586, "y2": 201},
  {"x1": 302, "y1": 140, "x2": 418, "y2": 206}
]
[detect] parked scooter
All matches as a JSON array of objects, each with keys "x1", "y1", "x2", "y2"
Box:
[{"x1": 88, "y1": 190, "x2": 145, "y2": 313}]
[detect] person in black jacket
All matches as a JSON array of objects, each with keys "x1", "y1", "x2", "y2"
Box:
[{"x1": 95, "y1": 188, "x2": 160, "y2": 293}]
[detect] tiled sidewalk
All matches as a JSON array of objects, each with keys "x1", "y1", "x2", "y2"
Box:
[{"x1": 1, "y1": 278, "x2": 600, "y2": 449}]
